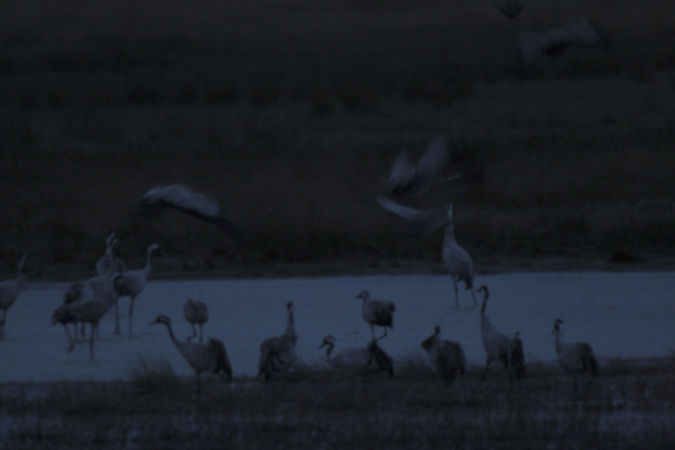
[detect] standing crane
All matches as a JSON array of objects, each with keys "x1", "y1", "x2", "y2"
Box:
[
  {"x1": 95, "y1": 232, "x2": 125, "y2": 334},
  {"x1": 183, "y1": 298, "x2": 208, "y2": 343},
  {"x1": 477, "y1": 285, "x2": 525, "y2": 381},
  {"x1": 149, "y1": 315, "x2": 231, "y2": 398},
  {"x1": 95, "y1": 232, "x2": 126, "y2": 275},
  {"x1": 259, "y1": 302, "x2": 298, "y2": 380},
  {"x1": 52, "y1": 272, "x2": 122, "y2": 360},
  {"x1": 385, "y1": 134, "x2": 460, "y2": 197},
  {"x1": 421, "y1": 325, "x2": 466, "y2": 386},
  {"x1": 355, "y1": 290, "x2": 395, "y2": 340},
  {"x1": 0, "y1": 255, "x2": 26, "y2": 339},
  {"x1": 553, "y1": 318, "x2": 598, "y2": 391},
  {"x1": 114, "y1": 243, "x2": 159, "y2": 336},
  {"x1": 141, "y1": 184, "x2": 238, "y2": 237},
  {"x1": 376, "y1": 198, "x2": 477, "y2": 307}
]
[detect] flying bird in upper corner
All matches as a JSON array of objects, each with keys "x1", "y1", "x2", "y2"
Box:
[
  {"x1": 385, "y1": 134, "x2": 461, "y2": 197},
  {"x1": 517, "y1": 16, "x2": 610, "y2": 70},
  {"x1": 498, "y1": 0, "x2": 525, "y2": 19},
  {"x1": 141, "y1": 184, "x2": 238, "y2": 237}
]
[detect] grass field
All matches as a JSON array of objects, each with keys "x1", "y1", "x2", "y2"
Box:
[
  {"x1": 1, "y1": 357, "x2": 673, "y2": 449},
  {"x1": 1, "y1": 0, "x2": 675, "y2": 280}
]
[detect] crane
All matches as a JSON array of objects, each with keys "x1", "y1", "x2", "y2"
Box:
[
  {"x1": 355, "y1": 290, "x2": 395, "y2": 340},
  {"x1": 375, "y1": 198, "x2": 477, "y2": 307},
  {"x1": 259, "y1": 302, "x2": 298, "y2": 380},
  {"x1": 0, "y1": 255, "x2": 26, "y2": 339},
  {"x1": 149, "y1": 315, "x2": 232, "y2": 398},
  {"x1": 114, "y1": 243, "x2": 159, "y2": 336},
  {"x1": 421, "y1": 325, "x2": 466, "y2": 386}
]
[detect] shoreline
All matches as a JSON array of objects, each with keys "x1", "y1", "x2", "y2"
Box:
[{"x1": 23, "y1": 254, "x2": 675, "y2": 283}]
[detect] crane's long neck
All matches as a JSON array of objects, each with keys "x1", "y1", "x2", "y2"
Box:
[
  {"x1": 16, "y1": 257, "x2": 25, "y2": 285},
  {"x1": 141, "y1": 247, "x2": 155, "y2": 278},
  {"x1": 480, "y1": 290, "x2": 488, "y2": 314},
  {"x1": 104, "y1": 241, "x2": 114, "y2": 257},
  {"x1": 323, "y1": 341, "x2": 334, "y2": 357},
  {"x1": 160, "y1": 321, "x2": 178, "y2": 344},
  {"x1": 444, "y1": 222, "x2": 456, "y2": 245},
  {"x1": 284, "y1": 308, "x2": 296, "y2": 342},
  {"x1": 554, "y1": 326, "x2": 564, "y2": 351}
]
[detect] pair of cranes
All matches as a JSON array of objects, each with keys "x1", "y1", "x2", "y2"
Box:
[
  {"x1": 317, "y1": 291, "x2": 396, "y2": 378},
  {"x1": 260, "y1": 295, "x2": 395, "y2": 381}
]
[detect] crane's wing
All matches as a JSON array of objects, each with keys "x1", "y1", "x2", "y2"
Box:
[
  {"x1": 417, "y1": 134, "x2": 449, "y2": 181},
  {"x1": 518, "y1": 31, "x2": 548, "y2": 66},
  {"x1": 519, "y1": 17, "x2": 606, "y2": 67},
  {"x1": 208, "y1": 337, "x2": 232, "y2": 379},
  {"x1": 375, "y1": 196, "x2": 449, "y2": 236},
  {"x1": 385, "y1": 150, "x2": 417, "y2": 195},
  {"x1": 141, "y1": 184, "x2": 237, "y2": 236},
  {"x1": 498, "y1": 0, "x2": 525, "y2": 19}
]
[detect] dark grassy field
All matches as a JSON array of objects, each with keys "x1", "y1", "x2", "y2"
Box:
[
  {"x1": 1, "y1": 357, "x2": 674, "y2": 449},
  {"x1": 2, "y1": 0, "x2": 675, "y2": 280}
]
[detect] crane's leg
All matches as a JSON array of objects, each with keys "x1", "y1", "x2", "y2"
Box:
[
  {"x1": 196, "y1": 373, "x2": 201, "y2": 399},
  {"x1": 63, "y1": 324, "x2": 75, "y2": 353},
  {"x1": 199, "y1": 324, "x2": 203, "y2": 343},
  {"x1": 128, "y1": 296, "x2": 135, "y2": 336},
  {"x1": 0, "y1": 311, "x2": 5, "y2": 339},
  {"x1": 113, "y1": 299, "x2": 120, "y2": 336},
  {"x1": 188, "y1": 324, "x2": 197, "y2": 342},
  {"x1": 453, "y1": 278, "x2": 460, "y2": 308},
  {"x1": 480, "y1": 358, "x2": 492, "y2": 382},
  {"x1": 89, "y1": 324, "x2": 96, "y2": 361}
]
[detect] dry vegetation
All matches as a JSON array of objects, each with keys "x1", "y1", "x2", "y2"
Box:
[
  {"x1": 1, "y1": 0, "x2": 675, "y2": 280},
  {"x1": 0, "y1": 356, "x2": 673, "y2": 449}
]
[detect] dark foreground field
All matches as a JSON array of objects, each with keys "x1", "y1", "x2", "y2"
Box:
[
  {"x1": 2, "y1": 0, "x2": 675, "y2": 280},
  {"x1": 1, "y1": 357, "x2": 674, "y2": 449}
]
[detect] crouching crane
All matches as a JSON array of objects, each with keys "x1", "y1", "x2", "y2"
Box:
[
  {"x1": 149, "y1": 315, "x2": 232, "y2": 398},
  {"x1": 553, "y1": 318, "x2": 598, "y2": 392},
  {"x1": 421, "y1": 325, "x2": 466, "y2": 387}
]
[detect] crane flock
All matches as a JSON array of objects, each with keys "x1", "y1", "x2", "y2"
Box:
[
  {"x1": 1, "y1": 129, "x2": 609, "y2": 394},
  {"x1": 0, "y1": 0, "x2": 643, "y2": 402}
]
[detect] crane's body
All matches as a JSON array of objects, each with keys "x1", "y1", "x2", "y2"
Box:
[{"x1": 0, "y1": 256, "x2": 26, "y2": 339}]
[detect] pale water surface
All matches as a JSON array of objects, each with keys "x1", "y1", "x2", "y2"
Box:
[{"x1": 1, "y1": 271, "x2": 673, "y2": 382}]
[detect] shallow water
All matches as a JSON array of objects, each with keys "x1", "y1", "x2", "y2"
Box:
[{"x1": 1, "y1": 271, "x2": 674, "y2": 382}]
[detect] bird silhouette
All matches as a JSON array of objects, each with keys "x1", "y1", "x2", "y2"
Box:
[
  {"x1": 375, "y1": 198, "x2": 477, "y2": 307},
  {"x1": 183, "y1": 298, "x2": 208, "y2": 343},
  {"x1": 141, "y1": 184, "x2": 238, "y2": 237},
  {"x1": 476, "y1": 285, "x2": 525, "y2": 382},
  {"x1": 421, "y1": 325, "x2": 466, "y2": 386},
  {"x1": 150, "y1": 315, "x2": 232, "y2": 398},
  {"x1": 385, "y1": 134, "x2": 460, "y2": 197},
  {"x1": 518, "y1": 17, "x2": 609, "y2": 70},
  {"x1": 0, "y1": 256, "x2": 26, "y2": 339},
  {"x1": 259, "y1": 302, "x2": 298, "y2": 380},
  {"x1": 553, "y1": 318, "x2": 598, "y2": 392},
  {"x1": 355, "y1": 290, "x2": 396, "y2": 340},
  {"x1": 114, "y1": 243, "x2": 159, "y2": 336}
]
